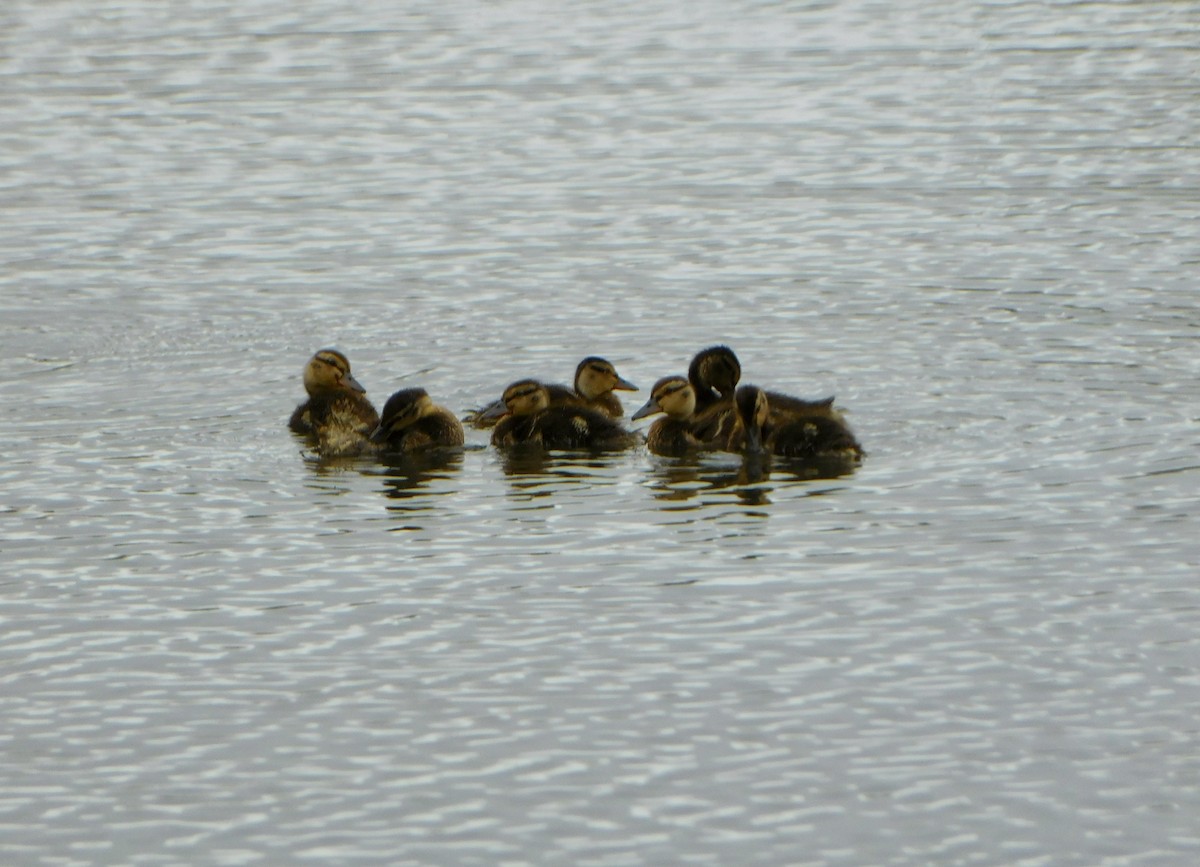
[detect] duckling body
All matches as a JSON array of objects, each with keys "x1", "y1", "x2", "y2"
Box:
[
  {"x1": 289, "y1": 349, "x2": 380, "y2": 457},
  {"x1": 467, "y1": 357, "x2": 637, "y2": 428},
  {"x1": 491, "y1": 380, "x2": 637, "y2": 451},
  {"x1": 730, "y1": 384, "x2": 863, "y2": 461},
  {"x1": 632, "y1": 375, "x2": 727, "y2": 456},
  {"x1": 371, "y1": 387, "x2": 465, "y2": 453}
]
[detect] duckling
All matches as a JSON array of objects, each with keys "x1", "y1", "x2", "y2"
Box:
[
  {"x1": 467, "y1": 356, "x2": 637, "y2": 428},
  {"x1": 689, "y1": 344, "x2": 841, "y2": 423},
  {"x1": 370, "y1": 387, "x2": 465, "y2": 453},
  {"x1": 731, "y1": 384, "x2": 864, "y2": 461},
  {"x1": 288, "y1": 349, "x2": 380, "y2": 457},
  {"x1": 725, "y1": 384, "x2": 773, "y2": 455},
  {"x1": 632, "y1": 375, "x2": 722, "y2": 456},
  {"x1": 687, "y1": 345, "x2": 742, "y2": 412},
  {"x1": 491, "y1": 379, "x2": 637, "y2": 451}
]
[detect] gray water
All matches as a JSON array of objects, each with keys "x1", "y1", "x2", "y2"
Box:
[{"x1": 2, "y1": 0, "x2": 1198, "y2": 864}]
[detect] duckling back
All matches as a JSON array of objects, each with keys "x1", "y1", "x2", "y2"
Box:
[
  {"x1": 534, "y1": 405, "x2": 637, "y2": 451},
  {"x1": 386, "y1": 410, "x2": 464, "y2": 452},
  {"x1": 766, "y1": 391, "x2": 840, "y2": 421},
  {"x1": 372, "y1": 387, "x2": 465, "y2": 453},
  {"x1": 768, "y1": 414, "x2": 863, "y2": 461}
]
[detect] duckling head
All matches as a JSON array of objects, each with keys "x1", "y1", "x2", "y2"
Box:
[
  {"x1": 632, "y1": 375, "x2": 694, "y2": 421},
  {"x1": 502, "y1": 379, "x2": 550, "y2": 417},
  {"x1": 688, "y1": 345, "x2": 741, "y2": 399},
  {"x1": 371, "y1": 387, "x2": 433, "y2": 442},
  {"x1": 734, "y1": 384, "x2": 770, "y2": 454},
  {"x1": 574, "y1": 357, "x2": 638, "y2": 401},
  {"x1": 303, "y1": 349, "x2": 366, "y2": 397}
]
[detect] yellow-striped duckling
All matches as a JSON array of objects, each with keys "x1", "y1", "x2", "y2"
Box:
[
  {"x1": 288, "y1": 349, "x2": 380, "y2": 457},
  {"x1": 731, "y1": 384, "x2": 863, "y2": 461},
  {"x1": 370, "y1": 387, "x2": 465, "y2": 453},
  {"x1": 631, "y1": 375, "x2": 724, "y2": 456},
  {"x1": 467, "y1": 356, "x2": 637, "y2": 428},
  {"x1": 491, "y1": 379, "x2": 637, "y2": 451}
]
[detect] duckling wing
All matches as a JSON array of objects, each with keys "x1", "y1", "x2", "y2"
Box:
[
  {"x1": 544, "y1": 383, "x2": 585, "y2": 407},
  {"x1": 491, "y1": 413, "x2": 541, "y2": 448},
  {"x1": 418, "y1": 410, "x2": 465, "y2": 448},
  {"x1": 688, "y1": 399, "x2": 736, "y2": 445},
  {"x1": 289, "y1": 401, "x2": 314, "y2": 434}
]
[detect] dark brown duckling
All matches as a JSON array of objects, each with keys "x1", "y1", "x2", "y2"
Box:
[
  {"x1": 687, "y1": 345, "x2": 742, "y2": 412},
  {"x1": 370, "y1": 387, "x2": 465, "y2": 453},
  {"x1": 632, "y1": 375, "x2": 724, "y2": 456},
  {"x1": 689, "y1": 344, "x2": 841, "y2": 424},
  {"x1": 467, "y1": 356, "x2": 637, "y2": 428},
  {"x1": 491, "y1": 379, "x2": 637, "y2": 451},
  {"x1": 288, "y1": 348, "x2": 380, "y2": 457},
  {"x1": 731, "y1": 384, "x2": 864, "y2": 461},
  {"x1": 724, "y1": 384, "x2": 773, "y2": 455}
]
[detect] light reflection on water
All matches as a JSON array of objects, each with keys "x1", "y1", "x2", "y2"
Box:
[{"x1": 2, "y1": 0, "x2": 1199, "y2": 864}]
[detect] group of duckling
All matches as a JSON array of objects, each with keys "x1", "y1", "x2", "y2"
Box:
[{"x1": 288, "y1": 346, "x2": 864, "y2": 464}]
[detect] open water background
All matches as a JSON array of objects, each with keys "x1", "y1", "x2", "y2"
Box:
[{"x1": 2, "y1": 1, "x2": 1198, "y2": 864}]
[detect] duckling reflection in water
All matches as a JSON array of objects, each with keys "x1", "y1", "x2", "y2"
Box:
[
  {"x1": 729, "y1": 384, "x2": 864, "y2": 462},
  {"x1": 632, "y1": 375, "x2": 727, "y2": 456},
  {"x1": 370, "y1": 387, "x2": 465, "y2": 453},
  {"x1": 491, "y1": 379, "x2": 638, "y2": 451},
  {"x1": 288, "y1": 349, "x2": 380, "y2": 457},
  {"x1": 467, "y1": 357, "x2": 637, "y2": 428}
]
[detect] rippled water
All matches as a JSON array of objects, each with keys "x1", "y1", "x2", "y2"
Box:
[{"x1": 3, "y1": 0, "x2": 1198, "y2": 864}]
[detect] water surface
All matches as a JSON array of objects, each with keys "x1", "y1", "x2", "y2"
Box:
[{"x1": 2, "y1": 0, "x2": 1198, "y2": 864}]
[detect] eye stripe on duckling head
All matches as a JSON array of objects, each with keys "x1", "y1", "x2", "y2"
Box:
[
  {"x1": 501, "y1": 380, "x2": 547, "y2": 413},
  {"x1": 314, "y1": 349, "x2": 350, "y2": 372},
  {"x1": 651, "y1": 377, "x2": 689, "y2": 400}
]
